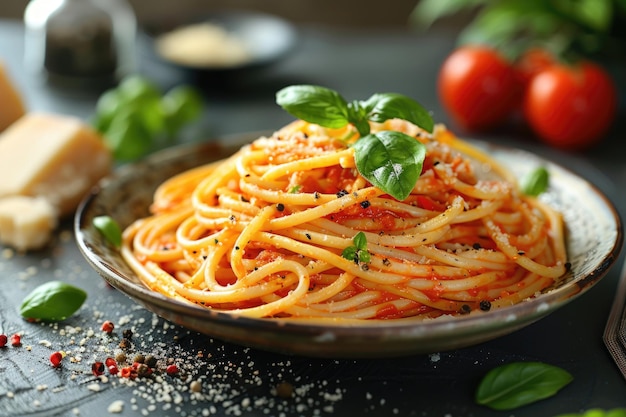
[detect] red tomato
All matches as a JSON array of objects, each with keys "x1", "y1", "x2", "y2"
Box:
[
  {"x1": 438, "y1": 46, "x2": 521, "y2": 131},
  {"x1": 523, "y1": 61, "x2": 617, "y2": 150},
  {"x1": 515, "y1": 48, "x2": 556, "y2": 86}
]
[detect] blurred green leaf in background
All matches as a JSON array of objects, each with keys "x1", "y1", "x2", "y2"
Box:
[{"x1": 411, "y1": 0, "x2": 626, "y2": 61}]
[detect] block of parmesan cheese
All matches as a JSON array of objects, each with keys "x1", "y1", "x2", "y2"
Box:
[
  {"x1": 0, "y1": 196, "x2": 57, "y2": 251},
  {"x1": 0, "y1": 112, "x2": 112, "y2": 216},
  {"x1": 0, "y1": 60, "x2": 26, "y2": 131}
]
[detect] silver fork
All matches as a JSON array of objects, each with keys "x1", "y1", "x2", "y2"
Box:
[{"x1": 603, "y1": 256, "x2": 626, "y2": 380}]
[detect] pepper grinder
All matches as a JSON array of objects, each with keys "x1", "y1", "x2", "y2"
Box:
[{"x1": 24, "y1": 0, "x2": 137, "y2": 89}]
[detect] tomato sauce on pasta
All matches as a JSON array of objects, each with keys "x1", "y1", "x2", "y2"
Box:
[{"x1": 121, "y1": 119, "x2": 567, "y2": 320}]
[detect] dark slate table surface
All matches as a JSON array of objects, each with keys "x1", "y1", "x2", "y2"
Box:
[{"x1": 0, "y1": 17, "x2": 625, "y2": 417}]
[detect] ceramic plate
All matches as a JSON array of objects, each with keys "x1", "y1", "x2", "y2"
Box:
[{"x1": 75, "y1": 133, "x2": 623, "y2": 358}]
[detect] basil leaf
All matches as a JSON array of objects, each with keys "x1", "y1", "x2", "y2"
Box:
[
  {"x1": 553, "y1": 0, "x2": 613, "y2": 32},
  {"x1": 361, "y1": 93, "x2": 434, "y2": 133},
  {"x1": 458, "y1": 1, "x2": 558, "y2": 53},
  {"x1": 276, "y1": 85, "x2": 350, "y2": 129},
  {"x1": 555, "y1": 408, "x2": 626, "y2": 417},
  {"x1": 520, "y1": 166, "x2": 550, "y2": 196},
  {"x1": 410, "y1": 0, "x2": 491, "y2": 28},
  {"x1": 20, "y1": 281, "x2": 87, "y2": 322},
  {"x1": 341, "y1": 245, "x2": 357, "y2": 261},
  {"x1": 93, "y1": 215, "x2": 123, "y2": 248},
  {"x1": 358, "y1": 249, "x2": 371, "y2": 263},
  {"x1": 353, "y1": 231, "x2": 367, "y2": 251},
  {"x1": 347, "y1": 100, "x2": 371, "y2": 136},
  {"x1": 476, "y1": 361, "x2": 573, "y2": 410},
  {"x1": 353, "y1": 131, "x2": 426, "y2": 201}
]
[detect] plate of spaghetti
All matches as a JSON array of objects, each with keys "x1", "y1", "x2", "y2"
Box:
[{"x1": 75, "y1": 87, "x2": 622, "y2": 358}]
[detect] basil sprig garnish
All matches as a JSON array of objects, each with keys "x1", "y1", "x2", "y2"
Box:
[
  {"x1": 20, "y1": 281, "x2": 87, "y2": 322},
  {"x1": 276, "y1": 85, "x2": 433, "y2": 201},
  {"x1": 341, "y1": 231, "x2": 371, "y2": 264},
  {"x1": 476, "y1": 361, "x2": 573, "y2": 410}
]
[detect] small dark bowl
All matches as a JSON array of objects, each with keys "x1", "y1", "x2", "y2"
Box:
[{"x1": 143, "y1": 10, "x2": 298, "y2": 80}]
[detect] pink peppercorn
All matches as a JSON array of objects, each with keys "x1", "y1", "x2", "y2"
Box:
[
  {"x1": 0, "y1": 334, "x2": 7, "y2": 347},
  {"x1": 92, "y1": 361, "x2": 105, "y2": 376},
  {"x1": 120, "y1": 366, "x2": 136, "y2": 379},
  {"x1": 10, "y1": 334, "x2": 21, "y2": 347},
  {"x1": 101, "y1": 320, "x2": 114, "y2": 333},
  {"x1": 50, "y1": 352, "x2": 63, "y2": 368},
  {"x1": 166, "y1": 364, "x2": 179, "y2": 376}
]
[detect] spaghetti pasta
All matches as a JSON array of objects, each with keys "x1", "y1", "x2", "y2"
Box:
[{"x1": 121, "y1": 119, "x2": 568, "y2": 320}]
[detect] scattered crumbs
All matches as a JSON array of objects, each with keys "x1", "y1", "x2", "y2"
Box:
[
  {"x1": 2, "y1": 248, "x2": 14, "y2": 259},
  {"x1": 1, "y1": 282, "x2": 402, "y2": 417},
  {"x1": 86, "y1": 383, "x2": 101, "y2": 392},
  {"x1": 107, "y1": 400, "x2": 124, "y2": 413},
  {"x1": 6, "y1": 391, "x2": 14, "y2": 398},
  {"x1": 118, "y1": 315, "x2": 132, "y2": 326},
  {"x1": 429, "y1": 352, "x2": 441, "y2": 363},
  {"x1": 36, "y1": 384, "x2": 48, "y2": 391}
]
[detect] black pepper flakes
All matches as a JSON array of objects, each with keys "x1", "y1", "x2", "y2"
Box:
[
  {"x1": 479, "y1": 300, "x2": 492, "y2": 311},
  {"x1": 360, "y1": 200, "x2": 371, "y2": 209},
  {"x1": 336, "y1": 189, "x2": 348, "y2": 198},
  {"x1": 276, "y1": 203, "x2": 285, "y2": 212},
  {"x1": 459, "y1": 304, "x2": 472, "y2": 315},
  {"x1": 136, "y1": 363, "x2": 150, "y2": 377},
  {"x1": 473, "y1": 243, "x2": 482, "y2": 250},
  {"x1": 145, "y1": 354, "x2": 157, "y2": 368},
  {"x1": 305, "y1": 233, "x2": 311, "y2": 240},
  {"x1": 122, "y1": 329, "x2": 133, "y2": 339},
  {"x1": 119, "y1": 338, "x2": 131, "y2": 349}
]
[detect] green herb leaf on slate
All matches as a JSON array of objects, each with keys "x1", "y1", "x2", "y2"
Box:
[
  {"x1": 20, "y1": 281, "x2": 87, "y2": 322},
  {"x1": 554, "y1": 408, "x2": 626, "y2": 417},
  {"x1": 476, "y1": 361, "x2": 573, "y2": 410}
]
